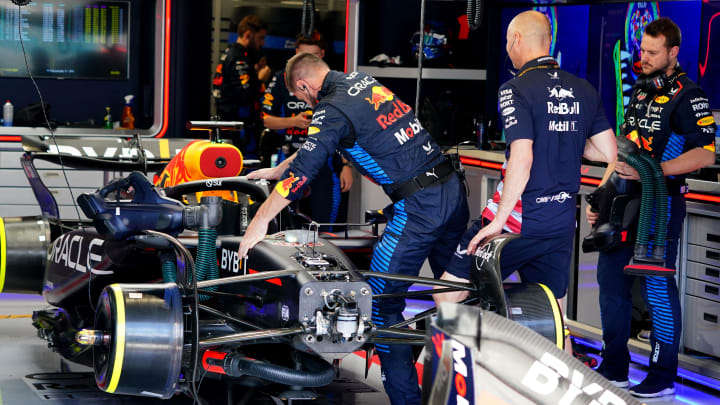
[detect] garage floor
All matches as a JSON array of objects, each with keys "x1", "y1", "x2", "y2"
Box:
[{"x1": 2, "y1": 293, "x2": 719, "y2": 405}]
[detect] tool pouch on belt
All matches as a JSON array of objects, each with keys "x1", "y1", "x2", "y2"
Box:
[{"x1": 388, "y1": 155, "x2": 458, "y2": 203}]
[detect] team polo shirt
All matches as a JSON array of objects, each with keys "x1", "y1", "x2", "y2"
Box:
[{"x1": 498, "y1": 56, "x2": 611, "y2": 238}]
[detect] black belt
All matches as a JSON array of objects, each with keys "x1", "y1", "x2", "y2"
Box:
[{"x1": 389, "y1": 157, "x2": 456, "y2": 203}]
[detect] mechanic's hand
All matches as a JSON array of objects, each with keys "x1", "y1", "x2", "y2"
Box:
[
  {"x1": 293, "y1": 114, "x2": 312, "y2": 129},
  {"x1": 248, "y1": 166, "x2": 283, "y2": 180},
  {"x1": 238, "y1": 218, "x2": 268, "y2": 259},
  {"x1": 339, "y1": 166, "x2": 353, "y2": 192},
  {"x1": 615, "y1": 161, "x2": 640, "y2": 180},
  {"x1": 433, "y1": 272, "x2": 470, "y2": 305},
  {"x1": 586, "y1": 204, "x2": 599, "y2": 226},
  {"x1": 467, "y1": 220, "x2": 503, "y2": 256},
  {"x1": 257, "y1": 65, "x2": 272, "y2": 83}
]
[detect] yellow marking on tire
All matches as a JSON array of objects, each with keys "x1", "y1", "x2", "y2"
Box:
[
  {"x1": 537, "y1": 283, "x2": 564, "y2": 350},
  {"x1": 106, "y1": 285, "x2": 126, "y2": 393}
]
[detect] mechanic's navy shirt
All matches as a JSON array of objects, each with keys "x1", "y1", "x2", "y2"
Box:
[
  {"x1": 499, "y1": 56, "x2": 611, "y2": 238},
  {"x1": 262, "y1": 71, "x2": 314, "y2": 153},
  {"x1": 622, "y1": 69, "x2": 716, "y2": 177},
  {"x1": 276, "y1": 71, "x2": 443, "y2": 200}
]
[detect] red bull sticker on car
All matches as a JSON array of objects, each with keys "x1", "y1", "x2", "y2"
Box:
[{"x1": 365, "y1": 86, "x2": 394, "y2": 110}]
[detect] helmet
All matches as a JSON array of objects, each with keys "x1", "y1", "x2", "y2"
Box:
[{"x1": 410, "y1": 25, "x2": 449, "y2": 61}]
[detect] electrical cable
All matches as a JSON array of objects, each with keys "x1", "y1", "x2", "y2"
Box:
[
  {"x1": 414, "y1": 0, "x2": 426, "y2": 114},
  {"x1": 467, "y1": 0, "x2": 483, "y2": 31},
  {"x1": 15, "y1": 3, "x2": 83, "y2": 223},
  {"x1": 301, "y1": 0, "x2": 315, "y2": 38}
]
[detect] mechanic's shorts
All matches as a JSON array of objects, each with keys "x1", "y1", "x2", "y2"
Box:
[{"x1": 445, "y1": 218, "x2": 574, "y2": 298}]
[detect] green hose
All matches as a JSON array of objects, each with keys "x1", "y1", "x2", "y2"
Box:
[
  {"x1": 639, "y1": 153, "x2": 668, "y2": 260},
  {"x1": 196, "y1": 228, "x2": 219, "y2": 301},
  {"x1": 161, "y1": 254, "x2": 176, "y2": 283},
  {"x1": 624, "y1": 154, "x2": 655, "y2": 255}
]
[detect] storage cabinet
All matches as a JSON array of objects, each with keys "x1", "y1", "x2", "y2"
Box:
[
  {"x1": 0, "y1": 147, "x2": 107, "y2": 219},
  {"x1": 684, "y1": 213, "x2": 720, "y2": 357}
]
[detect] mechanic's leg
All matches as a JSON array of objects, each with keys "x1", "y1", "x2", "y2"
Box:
[
  {"x1": 504, "y1": 234, "x2": 573, "y2": 352},
  {"x1": 596, "y1": 246, "x2": 634, "y2": 380},
  {"x1": 367, "y1": 200, "x2": 435, "y2": 405},
  {"x1": 639, "y1": 196, "x2": 685, "y2": 387},
  {"x1": 427, "y1": 177, "x2": 469, "y2": 279}
]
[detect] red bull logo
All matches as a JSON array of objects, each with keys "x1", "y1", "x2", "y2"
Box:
[
  {"x1": 626, "y1": 130, "x2": 641, "y2": 148},
  {"x1": 365, "y1": 86, "x2": 394, "y2": 110},
  {"x1": 276, "y1": 173, "x2": 299, "y2": 198},
  {"x1": 376, "y1": 100, "x2": 412, "y2": 129},
  {"x1": 641, "y1": 135, "x2": 653, "y2": 151}
]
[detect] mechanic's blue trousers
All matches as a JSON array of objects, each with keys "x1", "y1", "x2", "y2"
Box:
[
  {"x1": 367, "y1": 174, "x2": 468, "y2": 405},
  {"x1": 597, "y1": 195, "x2": 685, "y2": 385}
]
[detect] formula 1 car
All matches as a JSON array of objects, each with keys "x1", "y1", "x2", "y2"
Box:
[{"x1": 1, "y1": 134, "x2": 567, "y2": 403}]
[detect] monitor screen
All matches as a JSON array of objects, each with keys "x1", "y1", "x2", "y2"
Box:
[
  {"x1": 699, "y1": 0, "x2": 720, "y2": 109},
  {"x1": 0, "y1": 1, "x2": 130, "y2": 80}
]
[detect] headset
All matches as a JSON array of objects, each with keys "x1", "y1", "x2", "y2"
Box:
[{"x1": 634, "y1": 65, "x2": 683, "y2": 93}]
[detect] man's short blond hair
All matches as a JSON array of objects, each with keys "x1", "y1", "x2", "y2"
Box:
[{"x1": 285, "y1": 52, "x2": 329, "y2": 92}]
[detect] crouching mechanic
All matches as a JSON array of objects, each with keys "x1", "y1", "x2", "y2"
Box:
[
  {"x1": 434, "y1": 11, "x2": 616, "y2": 317},
  {"x1": 238, "y1": 52, "x2": 469, "y2": 405}
]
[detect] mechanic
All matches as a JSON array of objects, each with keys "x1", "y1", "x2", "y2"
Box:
[
  {"x1": 261, "y1": 31, "x2": 353, "y2": 230},
  {"x1": 434, "y1": 10, "x2": 616, "y2": 319},
  {"x1": 238, "y1": 53, "x2": 469, "y2": 405},
  {"x1": 587, "y1": 17, "x2": 716, "y2": 398},
  {"x1": 212, "y1": 15, "x2": 272, "y2": 156}
]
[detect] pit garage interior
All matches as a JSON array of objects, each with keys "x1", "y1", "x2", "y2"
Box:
[{"x1": 1, "y1": 0, "x2": 720, "y2": 404}]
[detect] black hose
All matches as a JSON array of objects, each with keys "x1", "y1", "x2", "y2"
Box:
[
  {"x1": 226, "y1": 352, "x2": 335, "y2": 387},
  {"x1": 301, "y1": 0, "x2": 315, "y2": 38},
  {"x1": 467, "y1": 0, "x2": 483, "y2": 31}
]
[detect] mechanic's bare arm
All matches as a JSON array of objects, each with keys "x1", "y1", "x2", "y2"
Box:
[
  {"x1": 583, "y1": 128, "x2": 617, "y2": 164},
  {"x1": 247, "y1": 152, "x2": 298, "y2": 180},
  {"x1": 237, "y1": 190, "x2": 292, "y2": 258},
  {"x1": 466, "y1": 139, "x2": 533, "y2": 255},
  {"x1": 263, "y1": 113, "x2": 311, "y2": 130},
  {"x1": 660, "y1": 147, "x2": 715, "y2": 176}
]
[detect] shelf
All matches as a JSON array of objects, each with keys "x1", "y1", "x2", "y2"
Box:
[{"x1": 357, "y1": 66, "x2": 486, "y2": 81}]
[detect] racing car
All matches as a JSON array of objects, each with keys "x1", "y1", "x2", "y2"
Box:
[{"x1": 0, "y1": 133, "x2": 567, "y2": 403}]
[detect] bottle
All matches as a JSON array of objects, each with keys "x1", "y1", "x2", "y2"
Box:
[
  {"x1": 474, "y1": 114, "x2": 485, "y2": 150},
  {"x1": 120, "y1": 95, "x2": 135, "y2": 129},
  {"x1": 103, "y1": 107, "x2": 112, "y2": 129},
  {"x1": 3, "y1": 100, "x2": 13, "y2": 127}
]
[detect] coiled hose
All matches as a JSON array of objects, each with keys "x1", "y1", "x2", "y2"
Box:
[
  {"x1": 227, "y1": 352, "x2": 335, "y2": 387},
  {"x1": 196, "y1": 228, "x2": 219, "y2": 301},
  {"x1": 623, "y1": 153, "x2": 655, "y2": 254},
  {"x1": 639, "y1": 153, "x2": 668, "y2": 260},
  {"x1": 161, "y1": 253, "x2": 176, "y2": 283}
]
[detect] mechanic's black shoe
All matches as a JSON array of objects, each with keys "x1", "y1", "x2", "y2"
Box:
[
  {"x1": 595, "y1": 364, "x2": 629, "y2": 388},
  {"x1": 629, "y1": 377, "x2": 675, "y2": 398}
]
